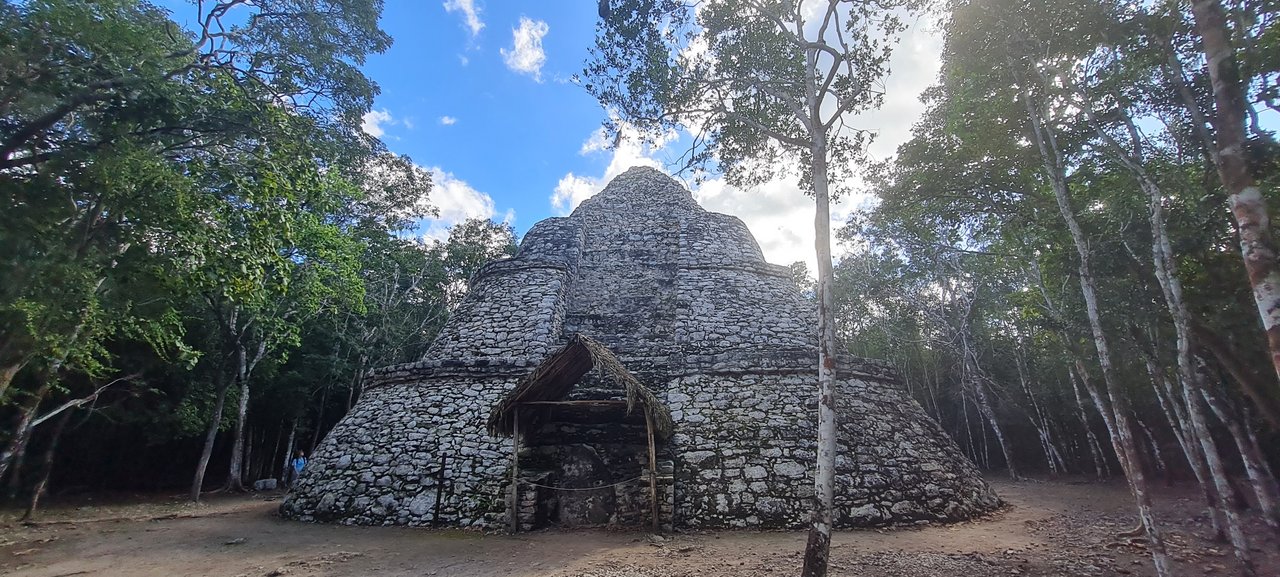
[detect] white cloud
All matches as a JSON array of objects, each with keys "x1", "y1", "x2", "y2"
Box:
[
  {"x1": 361, "y1": 108, "x2": 395, "y2": 139},
  {"x1": 552, "y1": 126, "x2": 664, "y2": 215},
  {"x1": 693, "y1": 175, "x2": 857, "y2": 270},
  {"x1": 551, "y1": 14, "x2": 940, "y2": 270},
  {"x1": 501, "y1": 17, "x2": 549, "y2": 82},
  {"x1": 439, "y1": 115, "x2": 458, "y2": 126},
  {"x1": 420, "y1": 167, "x2": 507, "y2": 242},
  {"x1": 443, "y1": 0, "x2": 484, "y2": 38},
  {"x1": 848, "y1": 14, "x2": 944, "y2": 161},
  {"x1": 402, "y1": 117, "x2": 416, "y2": 130}
]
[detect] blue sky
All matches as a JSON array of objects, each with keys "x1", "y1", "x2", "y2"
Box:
[
  {"x1": 363, "y1": 1, "x2": 949, "y2": 268},
  {"x1": 356, "y1": 2, "x2": 614, "y2": 239},
  {"x1": 160, "y1": 1, "x2": 950, "y2": 268}
]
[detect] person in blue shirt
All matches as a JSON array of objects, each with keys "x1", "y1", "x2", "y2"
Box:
[{"x1": 288, "y1": 450, "x2": 307, "y2": 488}]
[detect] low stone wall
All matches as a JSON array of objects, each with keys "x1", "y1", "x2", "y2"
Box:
[
  {"x1": 666, "y1": 372, "x2": 997, "y2": 529},
  {"x1": 285, "y1": 363, "x2": 998, "y2": 530},
  {"x1": 283, "y1": 377, "x2": 514, "y2": 527}
]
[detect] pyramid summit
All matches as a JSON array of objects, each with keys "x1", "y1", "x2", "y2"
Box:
[{"x1": 283, "y1": 166, "x2": 998, "y2": 530}]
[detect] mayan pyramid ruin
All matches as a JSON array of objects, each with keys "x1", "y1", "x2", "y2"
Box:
[{"x1": 282, "y1": 166, "x2": 999, "y2": 530}]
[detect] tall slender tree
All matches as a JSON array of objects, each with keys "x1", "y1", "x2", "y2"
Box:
[{"x1": 585, "y1": 2, "x2": 918, "y2": 574}]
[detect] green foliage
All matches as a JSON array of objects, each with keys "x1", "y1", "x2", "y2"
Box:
[
  {"x1": 840, "y1": 0, "x2": 1280, "y2": 473},
  {"x1": 583, "y1": 0, "x2": 916, "y2": 193},
  {"x1": 0, "y1": 0, "x2": 434, "y2": 486}
]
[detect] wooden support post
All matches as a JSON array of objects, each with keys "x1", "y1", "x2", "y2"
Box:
[
  {"x1": 645, "y1": 408, "x2": 659, "y2": 533},
  {"x1": 433, "y1": 455, "x2": 445, "y2": 526},
  {"x1": 509, "y1": 408, "x2": 520, "y2": 533}
]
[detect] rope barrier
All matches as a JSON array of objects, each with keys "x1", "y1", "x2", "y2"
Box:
[{"x1": 521, "y1": 475, "x2": 647, "y2": 491}]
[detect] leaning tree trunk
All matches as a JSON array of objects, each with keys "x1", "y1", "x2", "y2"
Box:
[
  {"x1": 1069, "y1": 368, "x2": 1110, "y2": 479},
  {"x1": 1019, "y1": 79, "x2": 1175, "y2": 577},
  {"x1": 1113, "y1": 119, "x2": 1255, "y2": 570},
  {"x1": 1181, "y1": 373, "x2": 1256, "y2": 573},
  {"x1": 282, "y1": 417, "x2": 298, "y2": 487},
  {"x1": 964, "y1": 344, "x2": 1018, "y2": 479},
  {"x1": 311, "y1": 382, "x2": 330, "y2": 450},
  {"x1": 0, "y1": 378, "x2": 54, "y2": 484},
  {"x1": 1016, "y1": 344, "x2": 1066, "y2": 474},
  {"x1": 190, "y1": 371, "x2": 231, "y2": 502},
  {"x1": 1200, "y1": 387, "x2": 1280, "y2": 533},
  {"x1": 1142, "y1": 351, "x2": 1227, "y2": 540},
  {"x1": 1194, "y1": 323, "x2": 1280, "y2": 431},
  {"x1": 1190, "y1": 0, "x2": 1280, "y2": 384},
  {"x1": 21, "y1": 408, "x2": 73, "y2": 522},
  {"x1": 1085, "y1": 100, "x2": 1242, "y2": 543},
  {"x1": 802, "y1": 128, "x2": 839, "y2": 577}
]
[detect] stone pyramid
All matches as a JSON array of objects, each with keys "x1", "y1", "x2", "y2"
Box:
[{"x1": 283, "y1": 166, "x2": 999, "y2": 529}]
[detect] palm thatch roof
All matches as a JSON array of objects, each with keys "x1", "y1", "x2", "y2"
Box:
[{"x1": 486, "y1": 335, "x2": 674, "y2": 440}]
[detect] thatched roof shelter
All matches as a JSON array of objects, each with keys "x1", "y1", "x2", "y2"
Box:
[{"x1": 486, "y1": 334, "x2": 674, "y2": 440}]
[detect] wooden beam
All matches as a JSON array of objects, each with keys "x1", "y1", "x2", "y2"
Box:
[
  {"x1": 518, "y1": 400, "x2": 630, "y2": 406},
  {"x1": 508, "y1": 409, "x2": 520, "y2": 533},
  {"x1": 645, "y1": 408, "x2": 659, "y2": 533}
]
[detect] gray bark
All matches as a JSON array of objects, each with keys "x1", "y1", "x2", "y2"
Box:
[
  {"x1": 226, "y1": 337, "x2": 268, "y2": 492},
  {"x1": 1191, "y1": 0, "x2": 1280, "y2": 386},
  {"x1": 282, "y1": 417, "x2": 297, "y2": 487},
  {"x1": 21, "y1": 408, "x2": 73, "y2": 521},
  {"x1": 1018, "y1": 76, "x2": 1175, "y2": 576},
  {"x1": 1200, "y1": 386, "x2": 1280, "y2": 533},
  {"x1": 190, "y1": 371, "x2": 231, "y2": 502}
]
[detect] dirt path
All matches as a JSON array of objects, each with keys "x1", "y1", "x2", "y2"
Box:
[{"x1": 1, "y1": 477, "x2": 1275, "y2": 576}]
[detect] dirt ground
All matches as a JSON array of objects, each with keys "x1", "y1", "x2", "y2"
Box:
[{"x1": 1, "y1": 477, "x2": 1276, "y2": 577}]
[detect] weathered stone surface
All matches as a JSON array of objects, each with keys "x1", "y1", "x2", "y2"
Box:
[{"x1": 282, "y1": 166, "x2": 999, "y2": 529}]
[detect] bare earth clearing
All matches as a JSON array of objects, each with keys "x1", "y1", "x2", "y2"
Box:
[{"x1": 1, "y1": 477, "x2": 1276, "y2": 577}]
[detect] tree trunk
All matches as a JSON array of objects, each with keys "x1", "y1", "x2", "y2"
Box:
[
  {"x1": 346, "y1": 354, "x2": 367, "y2": 412},
  {"x1": 1182, "y1": 374, "x2": 1255, "y2": 573},
  {"x1": 0, "y1": 379, "x2": 53, "y2": 483},
  {"x1": 226, "y1": 365, "x2": 250, "y2": 492},
  {"x1": 961, "y1": 390, "x2": 979, "y2": 465},
  {"x1": 282, "y1": 417, "x2": 297, "y2": 487},
  {"x1": 1087, "y1": 96, "x2": 1247, "y2": 543},
  {"x1": 20, "y1": 408, "x2": 73, "y2": 522},
  {"x1": 190, "y1": 372, "x2": 231, "y2": 502},
  {"x1": 801, "y1": 134, "x2": 838, "y2": 577},
  {"x1": 268, "y1": 424, "x2": 283, "y2": 484},
  {"x1": 1016, "y1": 345, "x2": 1065, "y2": 474},
  {"x1": 245, "y1": 425, "x2": 257, "y2": 484},
  {"x1": 1191, "y1": 0, "x2": 1280, "y2": 384},
  {"x1": 1200, "y1": 387, "x2": 1280, "y2": 533},
  {"x1": 1135, "y1": 416, "x2": 1168, "y2": 481},
  {"x1": 1194, "y1": 322, "x2": 1280, "y2": 431},
  {"x1": 965, "y1": 344, "x2": 1017, "y2": 479},
  {"x1": 1142, "y1": 350, "x2": 1227, "y2": 540},
  {"x1": 226, "y1": 338, "x2": 266, "y2": 492},
  {"x1": 311, "y1": 382, "x2": 330, "y2": 450},
  {"x1": 1069, "y1": 368, "x2": 1110, "y2": 479},
  {"x1": 1019, "y1": 80, "x2": 1175, "y2": 576},
  {"x1": 0, "y1": 360, "x2": 28, "y2": 403}
]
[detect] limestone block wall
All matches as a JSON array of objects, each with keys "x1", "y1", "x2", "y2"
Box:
[
  {"x1": 425, "y1": 263, "x2": 571, "y2": 361},
  {"x1": 665, "y1": 372, "x2": 999, "y2": 529},
  {"x1": 675, "y1": 267, "x2": 814, "y2": 351},
  {"x1": 282, "y1": 377, "x2": 513, "y2": 527},
  {"x1": 561, "y1": 219, "x2": 679, "y2": 358},
  {"x1": 678, "y1": 212, "x2": 767, "y2": 267},
  {"x1": 511, "y1": 216, "x2": 584, "y2": 269}
]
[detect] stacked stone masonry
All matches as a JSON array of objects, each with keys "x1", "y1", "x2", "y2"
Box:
[{"x1": 282, "y1": 166, "x2": 999, "y2": 529}]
